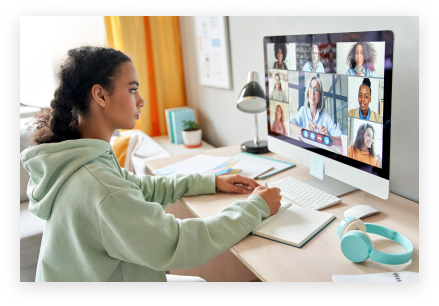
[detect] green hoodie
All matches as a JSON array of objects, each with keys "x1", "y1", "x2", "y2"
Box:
[{"x1": 20, "y1": 139, "x2": 270, "y2": 282}]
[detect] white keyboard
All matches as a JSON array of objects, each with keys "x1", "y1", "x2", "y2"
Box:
[{"x1": 268, "y1": 176, "x2": 341, "y2": 210}]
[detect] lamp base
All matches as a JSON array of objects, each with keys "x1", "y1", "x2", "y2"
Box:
[{"x1": 241, "y1": 140, "x2": 269, "y2": 154}]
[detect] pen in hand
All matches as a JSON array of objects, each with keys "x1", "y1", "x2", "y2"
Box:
[{"x1": 266, "y1": 181, "x2": 281, "y2": 194}]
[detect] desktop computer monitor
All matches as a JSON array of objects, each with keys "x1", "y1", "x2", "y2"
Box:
[{"x1": 264, "y1": 31, "x2": 393, "y2": 199}]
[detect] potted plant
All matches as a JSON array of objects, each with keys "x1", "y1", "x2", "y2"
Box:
[{"x1": 182, "y1": 120, "x2": 202, "y2": 148}]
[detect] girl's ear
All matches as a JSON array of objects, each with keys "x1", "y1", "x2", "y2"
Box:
[{"x1": 90, "y1": 84, "x2": 108, "y2": 107}]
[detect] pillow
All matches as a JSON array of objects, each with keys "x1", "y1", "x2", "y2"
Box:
[
  {"x1": 111, "y1": 130, "x2": 171, "y2": 175},
  {"x1": 112, "y1": 134, "x2": 142, "y2": 173}
]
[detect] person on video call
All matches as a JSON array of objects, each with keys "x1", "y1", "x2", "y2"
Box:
[
  {"x1": 345, "y1": 42, "x2": 376, "y2": 77},
  {"x1": 348, "y1": 78, "x2": 382, "y2": 123},
  {"x1": 348, "y1": 123, "x2": 380, "y2": 168},
  {"x1": 272, "y1": 104, "x2": 287, "y2": 136},
  {"x1": 290, "y1": 76, "x2": 342, "y2": 144},
  {"x1": 269, "y1": 73, "x2": 288, "y2": 102},
  {"x1": 302, "y1": 44, "x2": 325, "y2": 73},
  {"x1": 273, "y1": 43, "x2": 288, "y2": 70},
  {"x1": 20, "y1": 46, "x2": 283, "y2": 282}
]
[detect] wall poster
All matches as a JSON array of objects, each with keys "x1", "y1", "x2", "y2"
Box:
[{"x1": 193, "y1": 16, "x2": 233, "y2": 89}]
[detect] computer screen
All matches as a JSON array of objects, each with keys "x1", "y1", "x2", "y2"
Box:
[{"x1": 264, "y1": 31, "x2": 393, "y2": 199}]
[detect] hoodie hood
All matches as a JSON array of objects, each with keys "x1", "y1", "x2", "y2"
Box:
[{"x1": 20, "y1": 139, "x2": 116, "y2": 220}]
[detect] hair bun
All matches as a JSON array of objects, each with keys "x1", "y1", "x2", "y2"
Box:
[{"x1": 362, "y1": 78, "x2": 371, "y2": 87}]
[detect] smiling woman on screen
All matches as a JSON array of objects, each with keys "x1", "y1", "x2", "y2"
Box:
[
  {"x1": 348, "y1": 123, "x2": 380, "y2": 168},
  {"x1": 345, "y1": 42, "x2": 377, "y2": 77},
  {"x1": 348, "y1": 78, "x2": 382, "y2": 123},
  {"x1": 269, "y1": 73, "x2": 288, "y2": 103},
  {"x1": 273, "y1": 43, "x2": 288, "y2": 70},
  {"x1": 290, "y1": 76, "x2": 342, "y2": 141},
  {"x1": 272, "y1": 104, "x2": 287, "y2": 136},
  {"x1": 302, "y1": 44, "x2": 325, "y2": 73}
]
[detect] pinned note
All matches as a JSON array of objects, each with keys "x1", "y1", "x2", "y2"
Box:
[{"x1": 309, "y1": 153, "x2": 324, "y2": 180}]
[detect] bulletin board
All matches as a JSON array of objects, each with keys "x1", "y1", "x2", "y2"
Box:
[{"x1": 193, "y1": 16, "x2": 233, "y2": 89}]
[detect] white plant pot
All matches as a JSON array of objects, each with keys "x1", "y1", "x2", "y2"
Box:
[{"x1": 182, "y1": 129, "x2": 202, "y2": 147}]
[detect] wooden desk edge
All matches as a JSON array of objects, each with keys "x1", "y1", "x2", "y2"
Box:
[
  {"x1": 228, "y1": 247, "x2": 268, "y2": 282},
  {"x1": 179, "y1": 198, "x2": 200, "y2": 219}
]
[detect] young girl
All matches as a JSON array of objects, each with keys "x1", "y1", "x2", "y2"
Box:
[{"x1": 20, "y1": 46, "x2": 281, "y2": 282}]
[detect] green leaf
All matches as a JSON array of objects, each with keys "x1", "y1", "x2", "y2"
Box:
[{"x1": 182, "y1": 120, "x2": 199, "y2": 131}]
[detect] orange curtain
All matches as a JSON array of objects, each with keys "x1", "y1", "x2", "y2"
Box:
[{"x1": 104, "y1": 16, "x2": 187, "y2": 136}]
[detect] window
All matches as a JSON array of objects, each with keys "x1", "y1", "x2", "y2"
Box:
[{"x1": 20, "y1": 17, "x2": 106, "y2": 108}]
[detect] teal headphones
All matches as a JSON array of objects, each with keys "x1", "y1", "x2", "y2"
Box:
[{"x1": 337, "y1": 217, "x2": 413, "y2": 265}]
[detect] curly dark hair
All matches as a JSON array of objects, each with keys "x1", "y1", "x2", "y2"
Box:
[
  {"x1": 273, "y1": 43, "x2": 287, "y2": 62},
  {"x1": 353, "y1": 123, "x2": 376, "y2": 157},
  {"x1": 346, "y1": 42, "x2": 377, "y2": 71},
  {"x1": 31, "y1": 46, "x2": 131, "y2": 145}
]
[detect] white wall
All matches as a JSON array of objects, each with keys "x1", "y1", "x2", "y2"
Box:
[
  {"x1": 179, "y1": 16, "x2": 418, "y2": 202},
  {"x1": 20, "y1": 16, "x2": 106, "y2": 108}
]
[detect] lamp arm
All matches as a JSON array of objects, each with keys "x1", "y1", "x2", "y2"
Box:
[{"x1": 254, "y1": 112, "x2": 259, "y2": 145}]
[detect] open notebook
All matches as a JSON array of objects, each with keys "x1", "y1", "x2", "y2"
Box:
[{"x1": 252, "y1": 202, "x2": 336, "y2": 248}]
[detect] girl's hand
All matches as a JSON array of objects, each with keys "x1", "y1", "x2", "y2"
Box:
[
  {"x1": 252, "y1": 185, "x2": 282, "y2": 216},
  {"x1": 215, "y1": 175, "x2": 260, "y2": 194}
]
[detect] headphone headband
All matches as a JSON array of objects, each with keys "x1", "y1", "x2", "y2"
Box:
[{"x1": 366, "y1": 223, "x2": 413, "y2": 265}]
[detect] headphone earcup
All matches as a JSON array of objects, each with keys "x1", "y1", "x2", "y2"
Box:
[
  {"x1": 359, "y1": 231, "x2": 374, "y2": 249},
  {"x1": 338, "y1": 218, "x2": 367, "y2": 240},
  {"x1": 340, "y1": 230, "x2": 373, "y2": 262}
]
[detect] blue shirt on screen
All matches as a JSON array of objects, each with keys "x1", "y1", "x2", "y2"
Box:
[
  {"x1": 359, "y1": 108, "x2": 370, "y2": 120},
  {"x1": 291, "y1": 106, "x2": 342, "y2": 137},
  {"x1": 346, "y1": 67, "x2": 376, "y2": 77},
  {"x1": 302, "y1": 61, "x2": 325, "y2": 73}
]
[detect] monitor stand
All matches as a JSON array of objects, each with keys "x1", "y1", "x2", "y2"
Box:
[{"x1": 302, "y1": 175, "x2": 357, "y2": 197}]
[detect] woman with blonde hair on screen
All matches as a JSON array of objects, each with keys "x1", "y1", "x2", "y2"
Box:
[
  {"x1": 348, "y1": 123, "x2": 380, "y2": 168},
  {"x1": 302, "y1": 44, "x2": 325, "y2": 73},
  {"x1": 272, "y1": 104, "x2": 287, "y2": 135},
  {"x1": 290, "y1": 76, "x2": 342, "y2": 145}
]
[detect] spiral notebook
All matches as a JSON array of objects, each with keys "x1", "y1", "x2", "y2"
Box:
[{"x1": 332, "y1": 272, "x2": 419, "y2": 282}]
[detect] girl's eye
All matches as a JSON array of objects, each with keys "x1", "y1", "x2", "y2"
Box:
[{"x1": 130, "y1": 88, "x2": 138, "y2": 93}]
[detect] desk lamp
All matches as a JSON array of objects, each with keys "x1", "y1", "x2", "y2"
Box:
[{"x1": 236, "y1": 71, "x2": 269, "y2": 154}]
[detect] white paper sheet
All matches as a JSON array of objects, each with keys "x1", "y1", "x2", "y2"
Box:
[
  {"x1": 229, "y1": 153, "x2": 293, "y2": 179},
  {"x1": 153, "y1": 154, "x2": 232, "y2": 176}
]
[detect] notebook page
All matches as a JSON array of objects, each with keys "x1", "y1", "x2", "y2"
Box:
[
  {"x1": 253, "y1": 202, "x2": 292, "y2": 230},
  {"x1": 253, "y1": 205, "x2": 334, "y2": 246}
]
